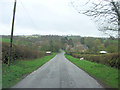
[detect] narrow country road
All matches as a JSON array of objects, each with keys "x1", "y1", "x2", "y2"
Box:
[{"x1": 13, "y1": 50, "x2": 103, "y2": 88}]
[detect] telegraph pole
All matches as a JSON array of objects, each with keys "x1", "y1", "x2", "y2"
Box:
[{"x1": 9, "y1": 0, "x2": 17, "y2": 66}]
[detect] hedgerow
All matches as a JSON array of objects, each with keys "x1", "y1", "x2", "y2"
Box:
[
  {"x1": 66, "y1": 52, "x2": 120, "y2": 69},
  {"x1": 2, "y1": 42, "x2": 45, "y2": 64}
]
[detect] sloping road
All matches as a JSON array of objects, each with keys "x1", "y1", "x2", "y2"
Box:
[{"x1": 13, "y1": 51, "x2": 103, "y2": 88}]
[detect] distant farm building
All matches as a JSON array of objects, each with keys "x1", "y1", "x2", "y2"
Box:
[
  {"x1": 80, "y1": 57, "x2": 84, "y2": 60},
  {"x1": 99, "y1": 51, "x2": 107, "y2": 54},
  {"x1": 46, "y1": 51, "x2": 51, "y2": 55}
]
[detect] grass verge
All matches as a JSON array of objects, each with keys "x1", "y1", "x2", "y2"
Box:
[
  {"x1": 2, "y1": 53, "x2": 56, "y2": 88},
  {"x1": 65, "y1": 54, "x2": 119, "y2": 89}
]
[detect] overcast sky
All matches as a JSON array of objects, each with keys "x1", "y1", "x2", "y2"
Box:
[{"x1": 0, "y1": 0, "x2": 107, "y2": 37}]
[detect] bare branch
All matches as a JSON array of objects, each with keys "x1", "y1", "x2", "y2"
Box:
[{"x1": 71, "y1": 0, "x2": 119, "y2": 37}]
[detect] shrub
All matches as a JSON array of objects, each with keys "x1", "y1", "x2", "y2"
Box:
[
  {"x1": 70, "y1": 52, "x2": 120, "y2": 69},
  {"x1": 2, "y1": 42, "x2": 45, "y2": 64}
]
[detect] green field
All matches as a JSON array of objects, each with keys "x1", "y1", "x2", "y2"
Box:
[
  {"x1": 2, "y1": 53, "x2": 56, "y2": 88},
  {"x1": 103, "y1": 39, "x2": 118, "y2": 44},
  {"x1": 65, "y1": 54, "x2": 119, "y2": 89},
  {"x1": 0, "y1": 38, "x2": 10, "y2": 42},
  {"x1": 0, "y1": 38, "x2": 32, "y2": 47},
  {"x1": 0, "y1": 38, "x2": 17, "y2": 44}
]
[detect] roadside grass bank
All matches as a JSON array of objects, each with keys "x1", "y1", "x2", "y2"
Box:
[
  {"x1": 66, "y1": 51, "x2": 119, "y2": 69},
  {"x1": 65, "y1": 54, "x2": 119, "y2": 89},
  {"x1": 2, "y1": 53, "x2": 56, "y2": 88}
]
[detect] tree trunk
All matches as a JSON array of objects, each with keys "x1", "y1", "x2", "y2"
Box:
[
  {"x1": 111, "y1": 1, "x2": 120, "y2": 37},
  {"x1": 117, "y1": 4, "x2": 120, "y2": 38}
]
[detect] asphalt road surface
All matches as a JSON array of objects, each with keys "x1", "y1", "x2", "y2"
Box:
[{"x1": 13, "y1": 51, "x2": 103, "y2": 88}]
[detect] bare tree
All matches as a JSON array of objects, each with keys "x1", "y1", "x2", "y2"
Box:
[{"x1": 71, "y1": 0, "x2": 120, "y2": 37}]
